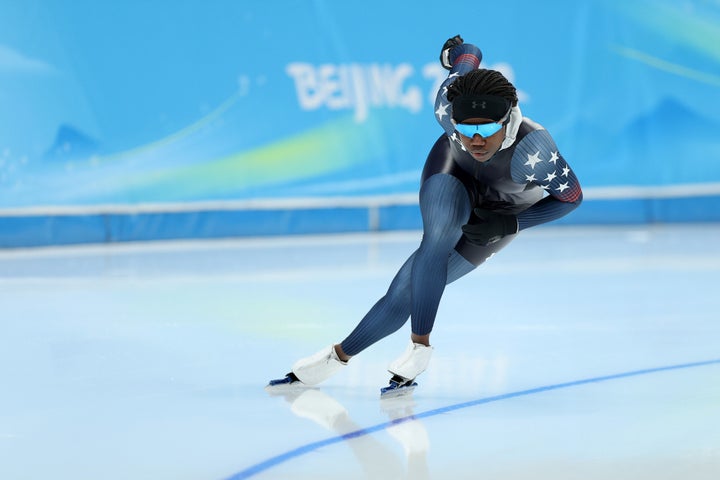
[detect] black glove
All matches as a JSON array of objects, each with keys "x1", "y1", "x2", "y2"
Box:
[
  {"x1": 461, "y1": 208, "x2": 518, "y2": 246},
  {"x1": 439, "y1": 34, "x2": 464, "y2": 70}
]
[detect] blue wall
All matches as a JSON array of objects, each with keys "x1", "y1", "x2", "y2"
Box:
[{"x1": 1, "y1": 0, "x2": 720, "y2": 247}]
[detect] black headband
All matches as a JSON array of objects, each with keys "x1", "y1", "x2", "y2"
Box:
[{"x1": 452, "y1": 94, "x2": 511, "y2": 123}]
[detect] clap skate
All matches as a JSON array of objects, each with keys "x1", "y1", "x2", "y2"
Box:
[
  {"x1": 266, "y1": 345, "x2": 347, "y2": 391},
  {"x1": 380, "y1": 374, "x2": 418, "y2": 398},
  {"x1": 380, "y1": 341, "x2": 433, "y2": 398},
  {"x1": 266, "y1": 371, "x2": 302, "y2": 389}
]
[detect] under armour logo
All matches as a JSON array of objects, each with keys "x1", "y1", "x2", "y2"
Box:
[{"x1": 471, "y1": 101, "x2": 487, "y2": 109}]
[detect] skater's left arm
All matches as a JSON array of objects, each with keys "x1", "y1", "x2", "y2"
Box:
[{"x1": 511, "y1": 129, "x2": 583, "y2": 230}]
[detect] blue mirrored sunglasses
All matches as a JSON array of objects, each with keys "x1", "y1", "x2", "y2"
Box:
[{"x1": 455, "y1": 122, "x2": 503, "y2": 138}]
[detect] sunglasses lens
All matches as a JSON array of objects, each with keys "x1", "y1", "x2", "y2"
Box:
[{"x1": 456, "y1": 122, "x2": 502, "y2": 138}]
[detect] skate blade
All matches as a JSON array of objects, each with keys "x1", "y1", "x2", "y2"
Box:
[
  {"x1": 380, "y1": 381, "x2": 417, "y2": 399},
  {"x1": 264, "y1": 373, "x2": 307, "y2": 394}
]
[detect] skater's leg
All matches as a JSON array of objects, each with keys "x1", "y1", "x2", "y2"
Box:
[
  {"x1": 411, "y1": 231, "x2": 518, "y2": 342},
  {"x1": 339, "y1": 245, "x2": 478, "y2": 355},
  {"x1": 380, "y1": 241, "x2": 515, "y2": 397},
  {"x1": 338, "y1": 251, "x2": 417, "y2": 357},
  {"x1": 408, "y1": 174, "x2": 473, "y2": 338},
  {"x1": 410, "y1": 249, "x2": 478, "y2": 347},
  {"x1": 340, "y1": 174, "x2": 472, "y2": 356},
  {"x1": 268, "y1": 248, "x2": 428, "y2": 388}
]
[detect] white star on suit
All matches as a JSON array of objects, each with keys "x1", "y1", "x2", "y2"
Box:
[
  {"x1": 544, "y1": 171, "x2": 557, "y2": 182},
  {"x1": 525, "y1": 173, "x2": 536, "y2": 182},
  {"x1": 549, "y1": 151, "x2": 559, "y2": 164},
  {"x1": 435, "y1": 102, "x2": 450, "y2": 121},
  {"x1": 524, "y1": 151, "x2": 543, "y2": 169},
  {"x1": 562, "y1": 166, "x2": 570, "y2": 177},
  {"x1": 556, "y1": 182, "x2": 569, "y2": 193}
]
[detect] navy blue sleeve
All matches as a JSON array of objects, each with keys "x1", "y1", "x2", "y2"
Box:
[
  {"x1": 433, "y1": 44, "x2": 483, "y2": 136},
  {"x1": 510, "y1": 129, "x2": 583, "y2": 230}
]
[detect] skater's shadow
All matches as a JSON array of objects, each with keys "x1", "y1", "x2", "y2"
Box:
[{"x1": 269, "y1": 388, "x2": 430, "y2": 479}]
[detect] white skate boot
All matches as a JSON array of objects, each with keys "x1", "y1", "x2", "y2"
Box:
[
  {"x1": 380, "y1": 340, "x2": 433, "y2": 398},
  {"x1": 266, "y1": 345, "x2": 347, "y2": 389}
]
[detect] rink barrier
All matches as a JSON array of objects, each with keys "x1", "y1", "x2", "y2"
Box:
[{"x1": 1, "y1": 183, "x2": 720, "y2": 248}]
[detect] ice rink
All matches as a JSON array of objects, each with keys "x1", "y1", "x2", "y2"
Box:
[{"x1": 1, "y1": 224, "x2": 719, "y2": 480}]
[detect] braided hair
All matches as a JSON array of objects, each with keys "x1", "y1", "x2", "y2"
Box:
[{"x1": 446, "y1": 69, "x2": 518, "y2": 107}]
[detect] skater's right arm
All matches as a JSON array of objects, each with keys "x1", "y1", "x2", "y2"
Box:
[{"x1": 434, "y1": 37, "x2": 483, "y2": 137}]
